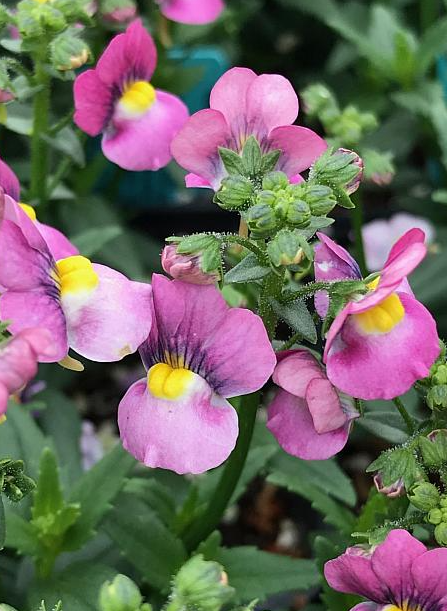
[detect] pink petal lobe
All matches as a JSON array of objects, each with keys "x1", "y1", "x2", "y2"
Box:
[
  {"x1": 73, "y1": 69, "x2": 112, "y2": 137},
  {"x1": 268, "y1": 125, "x2": 327, "y2": 178},
  {"x1": 246, "y1": 74, "x2": 299, "y2": 134},
  {"x1": 411, "y1": 548, "x2": 447, "y2": 607},
  {"x1": 160, "y1": 0, "x2": 224, "y2": 24},
  {"x1": 37, "y1": 222, "x2": 79, "y2": 260},
  {"x1": 306, "y1": 377, "x2": 347, "y2": 434},
  {"x1": 0, "y1": 157, "x2": 20, "y2": 201},
  {"x1": 209, "y1": 67, "x2": 257, "y2": 128},
  {"x1": 273, "y1": 350, "x2": 324, "y2": 398}
]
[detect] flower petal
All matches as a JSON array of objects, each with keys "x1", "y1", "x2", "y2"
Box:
[
  {"x1": 306, "y1": 377, "x2": 347, "y2": 434},
  {"x1": 103, "y1": 90, "x2": 188, "y2": 171},
  {"x1": 37, "y1": 222, "x2": 79, "y2": 260},
  {"x1": 325, "y1": 293, "x2": 439, "y2": 400},
  {"x1": 0, "y1": 157, "x2": 20, "y2": 201},
  {"x1": 118, "y1": 373, "x2": 238, "y2": 474},
  {"x1": 209, "y1": 67, "x2": 257, "y2": 130},
  {"x1": 411, "y1": 548, "x2": 447, "y2": 608},
  {"x1": 0, "y1": 290, "x2": 68, "y2": 362},
  {"x1": 96, "y1": 19, "x2": 157, "y2": 86},
  {"x1": 245, "y1": 74, "x2": 299, "y2": 136},
  {"x1": 378, "y1": 228, "x2": 426, "y2": 291},
  {"x1": 324, "y1": 547, "x2": 387, "y2": 603},
  {"x1": 268, "y1": 125, "x2": 327, "y2": 177},
  {"x1": 273, "y1": 350, "x2": 324, "y2": 398},
  {"x1": 73, "y1": 69, "x2": 113, "y2": 137},
  {"x1": 63, "y1": 263, "x2": 152, "y2": 362},
  {"x1": 171, "y1": 108, "x2": 231, "y2": 189},
  {"x1": 3, "y1": 195, "x2": 49, "y2": 254},
  {"x1": 370, "y1": 530, "x2": 426, "y2": 606},
  {"x1": 267, "y1": 389, "x2": 350, "y2": 460},
  {"x1": 160, "y1": 0, "x2": 224, "y2": 24},
  {"x1": 185, "y1": 173, "x2": 212, "y2": 188}
]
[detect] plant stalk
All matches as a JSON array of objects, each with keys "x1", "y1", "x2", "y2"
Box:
[
  {"x1": 351, "y1": 193, "x2": 367, "y2": 276},
  {"x1": 392, "y1": 396, "x2": 415, "y2": 435},
  {"x1": 29, "y1": 59, "x2": 51, "y2": 209}
]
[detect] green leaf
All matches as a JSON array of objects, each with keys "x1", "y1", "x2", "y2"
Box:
[
  {"x1": 0, "y1": 38, "x2": 22, "y2": 53},
  {"x1": 367, "y1": 447, "x2": 425, "y2": 489},
  {"x1": 41, "y1": 126, "x2": 85, "y2": 167},
  {"x1": 218, "y1": 147, "x2": 245, "y2": 176},
  {"x1": 225, "y1": 253, "x2": 271, "y2": 284},
  {"x1": 28, "y1": 561, "x2": 116, "y2": 611},
  {"x1": 70, "y1": 225, "x2": 122, "y2": 258},
  {"x1": 213, "y1": 546, "x2": 320, "y2": 603},
  {"x1": 356, "y1": 410, "x2": 408, "y2": 444},
  {"x1": 123, "y1": 478, "x2": 177, "y2": 527},
  {"x1": 417, "y1": 17, "x2": 447, "y2": 75},
  {"x1": 32, "y1": 448, "x2": 64, "y2": 520},
  {"x1": 63, "y1": 444, "x2": 135, "y2": 550},
  {"x1": 261, "y1": 149, "x2": 281, "y2": 174},
  {"x1": 0, "y1": 495, "x2": 4, "y2": 550},
  {"x1": 4, "y1": 511, "x2": 39, "y2": 556},
  {"x1": 241, "y1": 136, "x2": 262, "y2": 176},
  {"x1": 177, "y1": 233, "x2": 217, "y2": 254},
  {"x1": 102, "y1": 494, "x2": 187, "y2": 592},
  {"x1": 201, "y1": 240, "x2": 221, "y2": 273},
  {"x1": 270, "y1": 298, "x2": 317, "y2": 344}
]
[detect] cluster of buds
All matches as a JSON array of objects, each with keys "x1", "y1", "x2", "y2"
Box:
[
  {"x1": 309, "y1": 149, "x2": 364, "y2": 202},
  {"x1": 408, "y1": 480, "x2": 447, "y2": 546},
  {"x1": 267, "y1": 228, "x2": 313, "y2": 269},
  {"x1": 99, "y1": 574, "x2": 151, "y2": 611},
  {"x1": 423, "y1": 342, "x2": 447, "y2": 410},
  {"x1": 0, "y1": 458, "x2": 35, "y2": 502}
]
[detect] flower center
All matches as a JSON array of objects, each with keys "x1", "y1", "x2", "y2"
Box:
[
  {"x1": 353, "y1": 277, "x2": 404, "y2": 334},
  {"x1": 19, "y1": 203, "x2": 37, "y2": 221},
  {"x1": 147, "y1": 363, "x2": 194, "y2": 400},
  {"x1": 119, "y1": 81, "x2": 156, "y2": 116},
  {"x1": 383, "y1": 602, "x2": 422, "y2": 611},
  {"x1": 55, "y1": 255, "x2": 99, "y2": 296}
]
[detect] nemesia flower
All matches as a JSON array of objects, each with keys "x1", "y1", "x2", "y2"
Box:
[
  {"x1": 118, "y1": 274, "x2": 276, "y2": 474},
  {"x1": 314, "y1": 230, "x2": 439, "y2": 400},
  {"x1": 362, "y1": 213, "x2": 435, "y2": 271},
  {"x1": 0, "y1": 328, "x2": 55, "y2": 418},
  {"x1": 324, "y1": 529, "x2": 447, "y2": 611},
  {"x1": 171, "y1": 67, "x2": 326, "y2": 190},
  {"x1": 157, "y1": 0, "x2": 224, "y2": 24},
  {"x1": 267, "y1": 350, "x2": 358, "y2": 460},
  {"x1": 0, "y1": 195, "x2": 152, "y2": 363},
  {"x1": 373, "y1": 473, "x2": 405, "y2": 498},
  {"x1": 74, "y1": 20, "x2": 189, "y2": 171},
  {"x1": 161, "y1": 244, "x2": 219, "y2": 285},
  {"x1": 0, "y1": 156, "x2": 78, "y2": 260}
]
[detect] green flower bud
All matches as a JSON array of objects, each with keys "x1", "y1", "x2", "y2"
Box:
[
  {"x1": 99, "y1": 574, "x2": 143, "y2": 611},
  {"x1": 215, "y1": 175, "x2": 254, "y2": 211},
  {"x1": 427, "y1": 384, "x2": 447, "y2": 410},
  {"x1": 244, "y1": 203, "x2": 277, "y2": 238},
  {"x1": 285, "y1": 199, "x2": 311, "y2": 228},
  {"x1": 50, "y1": 29, "x2": 90, "y2": 71},
  {"x1": 310, "y1": 149, "x2": 362, "y2": 191},
  {"x1": 170, "y1": 555, "x2": 234, "y2": 611},
  {"x1": 408, "y1": 482, "x2": 440, "y2": 512},
  {"x1": 267, "y1": 229, "x2": 309, "y2": 267},
  {"x1": 17, "y1": 0, "x2": 66, "y2": 38},
  {"x1": 435, "y1": 522, "x2": 447, "y2": 546},
  {"x1": 304, "y1": 184, "x2": 337, "y2": 216},
  {"x1": 433, "y1": 364, "x2": 447, "y2": 386},
  {"x1": 440, "y1": 497, "x2": 447, "y2": 508},
  {"x1": 262, "y1": 171, "x2": 289, "y2": 191},
  {"x1": 301, "y1": 83, "x2": 337, "y2": 118},
  {"x1": 428, "y1": 508, "x2": 443, "y2": 525}
]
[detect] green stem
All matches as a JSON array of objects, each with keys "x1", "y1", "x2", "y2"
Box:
[
  {"x1": 392, "y1": 396, "x2": 415, "y2": 435},
  {"x1": 47, "y1": 157, "x2": 72, "y2": 199},
  {"x1": 182, "y1": 391, "x2": 260, "y2": 552},
  {"x1": 29, "y1": 59, "x2": 51, "y2": 209},
  {"x1": 351, "y1": 193, "x2": 367, "y2": 276},
  {"x1": 223, "y1": 235, "x2": 269, "y2": 263},
  {"x1": 279, "y1": 331, "x2": 302, "y2": 351}
]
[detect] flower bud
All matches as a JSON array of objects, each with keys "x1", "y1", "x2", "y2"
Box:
[
  {"x1": 310, "y1": 149, "x2": 362, "y2": 190},
  {"x1": 429, "y1": 508, "x2": 443, "y2": 525},
  {"x1": 435, "y1": 521, "x2": 447, "y2": 546},
  {"x1": 408, "y1": 482, "x2": 440, "y2": 511},
  {"x1": 50, "y1": 29, "x2": 90, "y2": 71},
  {"x1": 432, "y1": 364, "x2": 447, "y2": 386},
  {"x1": 419, "y1": 430, "x2": 447, "y2": 467},
  {"x1": 373, "y1": 473, "x2": 405, "y2": 499},
  {"x1": 161, "y1": 245, "x2": 219, "y2": 285},
  {"x1": 267, "y1": 229, "x2": 307, "y2": 267},
  {"x1": 262, "y1": 171, "x2": 289, "y2": 191},
  {"x1": 336, "y1": 148, "x2": 364, "y2": 195},
  {"x1": 99, "y1": 574, "x2": 143, "y2": 611},
  {"x1": 244, "y1": 203, "x2": 277, "y2": 238},
  {"x1": 304, "y1": 184, "x2": 336, "y2": 216},
  {"x1": 285, "y1": 199, "x2": 311, "y2": 228},
  {"x1": 170, "y1": 555, "x2": 234, "y2": 611},
  {"x1": 362, "y1": 149, "x2": 394, "y2": 186},
  {"x1": 215, "y1": 175, "x2": 254, "y2": 211},
  {"x1": 101, "y1": 0, "x2": 137, "y2": 24},
  {"x1": 427, "y1": 384, "x2": 447, "y2": 410}
]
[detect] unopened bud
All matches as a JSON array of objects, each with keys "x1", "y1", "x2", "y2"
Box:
[
  {"x1": 215, "y1": 175, "x2": 254, "y2": 210},
  {"x1": 161, "y1": 245, "x2": 219, "y2": 285},
  {"x1": 170, "y1": 555, "x2": 235, "y2": 611},
  {"x1": 261, "y1": 171, "x2": 289, "y2": 191},
  {"x1": 267, "y1": 229, "x2": 308, "y2": 267},
  {"x1": 429, "y1": 508, "x2": 443, "y2": 525},
  {"x1": 427, "y1": 384, "x2": 447, "y2": 411},
  {"x1": 435, "y1": 521, "x2": 447, "y2": 546},
  {"x1": 408, "y1": 482, "x2": 440, "y2": 511},
  {"x1": 336, "y1": 148, "x2": 363, "y2": 195},
  {"x1": 362, "y1": 149, "x2": 394, "y2": 186},
  {"x1": 373, "y1": 473, "x2": 405, "y2": 499},
  {"x1": 304, "y1": 184, "x2": 336, "y2": 216},
  {"x1": 50, "y1": 29, "x2": 90, "y2": 71},
  {"x1": 244, "y1": 203, "x2": 277, "y2": 238},
  {"x1": 99, "y1": 574, "x2": 143, "y2": 611},
  {"x1": 101, "y1": 0, "x2": 137, "y2": 24}
]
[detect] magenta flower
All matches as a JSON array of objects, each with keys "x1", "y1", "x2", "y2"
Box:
[
  {"x1": 161, "y1": 244, "x2": 219, "y2": 285},
  {"x1": 325, "y1": 529, "x2": 447, "y2": 611},
  {"x1": 0, "y1": 329, "x2": 55, "y2": 417},
  {"x1": 0, "y1": 156, "x2": 78, "y2": 261},
  {"x1": 157, "y1": 0, "x2": 224, "y2": 24},
  {"x1": 362, "y1": 213, "x2": 435, "y2": 272},
  {"x1": 0, "y1": 196, "x2": 152, "y2": 364},
  {"x1": 315, "y1": 230, "x2": 439, "y2": 400},
  {"x1": 171, "y1": 67, "x2": 326, "y2": 190},
  {"x1": 267, "y1": 350, "x2": 358, "y2": 460},
  {"x1": 118, "y1": 274, "x2": 276, "y2": 474},
  {"x1": 74, "y1": 20, "x2": 189, "y2": 171}
]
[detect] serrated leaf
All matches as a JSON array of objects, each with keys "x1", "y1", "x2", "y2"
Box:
[
  {"x1": 225, "y1": 253, "x2": 270, "y2": 284},
  {"x1": 177, "y1": 233, "x2": 217, "y2": 254},
  {"x1": 261, "y1": 149, "x2": 281, "y2": 173},
  {"x1": 102, "y1": 494, "x2": 187, "y2": 592},
  {"x1": 367, "y1": 447, "x2": 424, "y2": 488},
  {"x1": 241, "y1": 136, "x2": 262, "y2": 176},
  {"x1": 270, "y1": 298, "x2": 317, "y2": 343},
  {"x1": 63, "y1": 444, "x2": 135, "y2": 550},
  {"x1": 70, "y1": 225, "x2": 122, "y2": 258},
  {"x1": 201, "y1": 240, "x2": 221, "y2": 272},
  {"x1": 218, "y1": 147, "x2": 245, "y2": 176},
  {"x1": 32, "y1": 448, "x2": 64, "y2": 520},
  {"x1": 213, "y1": 546, "x2": 320, "y2": 603}
]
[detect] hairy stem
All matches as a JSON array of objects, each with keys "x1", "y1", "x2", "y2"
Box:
[
  {"x1": 29, "y1": 59, "x2": 51, "y2": 209},
  {"x1": 393, "y1": 396, "x2": 415, "y2": 435}
]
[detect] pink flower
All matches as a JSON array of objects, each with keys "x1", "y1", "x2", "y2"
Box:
[
  {"x1": 157, "y1": 0, "x2": 224, "y2": 24},
  {"x1": 0, "y1": 329, "x2": 55, "y2": 417},
  {"x1": 74, "y1": 20, "x2": 189, "y2": 171},
  {"x1": 0, "y1": 195, "x2": 152, "y2": 364},
  {"x1": 0, "y1": 156, "x2": 78, "y2": 261},
  {"x1": 373, "y1": 473, "x2": 405, "y2": 498},
  {"x1": 171, "y1": 67, "x2": 326, "y2": 190},
  {"x1": 118, "y1": 274, "x2": 276, "y2": 474},
  {"x1": 325, "y1": 529, "x2": 447, "y2": 611},
  {"x1": 267, "y1": 350, "x2": 358, "y2": 460},
  {"x1": 362, "y1": 213, "x2": 435, "y2": 271},
  {"x1": 314, "y1": 230, "x2": 439, "y2": 400},
  {"x1": 161, "y1": 244, "x2": 219, "y2": 285}
]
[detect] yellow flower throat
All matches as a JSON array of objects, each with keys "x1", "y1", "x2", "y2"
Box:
[
  {"x1": 354, "y1": 277, "x2": 405, "y2": 334},
  {"x1": 119, "y1": 81, "x2": 156, "y2": 115}
]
